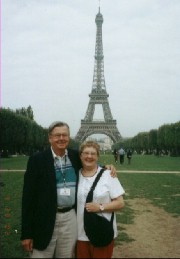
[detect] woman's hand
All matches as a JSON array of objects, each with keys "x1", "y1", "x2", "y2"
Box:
[{"x1": 85, "y1": 202, "x2": 100, "y2": 213}]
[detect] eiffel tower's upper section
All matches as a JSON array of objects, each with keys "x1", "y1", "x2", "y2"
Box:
[{"x1": 91, "y1": 7, "x2": 107, "y2": 97}]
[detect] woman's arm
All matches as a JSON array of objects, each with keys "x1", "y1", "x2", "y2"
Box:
[{"x1": 85, "y1": 196, "x2": 124, "y2": 213}]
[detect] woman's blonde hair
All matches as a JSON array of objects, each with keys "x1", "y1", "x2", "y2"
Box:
[{"x1": 79, "y1": 141, "x2": 100, "y2": 156}]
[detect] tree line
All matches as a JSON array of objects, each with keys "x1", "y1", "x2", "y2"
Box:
[
  {"x1": 113, "y1": 121, "x2": 180, "y2": 156},
  {"x1": 1, "y1": 106, "x2": 179, "y2": 157},
  {"x1": 0, "y1": 107, "x2": 79, "y2": 157}
]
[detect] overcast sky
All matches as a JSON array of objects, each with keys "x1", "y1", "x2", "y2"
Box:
[{"x1": 2, "y1": 0, "x2": 180, "y2": 138}]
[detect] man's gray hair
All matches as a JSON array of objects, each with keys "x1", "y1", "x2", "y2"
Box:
[{"x1": 48, "y1": 121, "x2": 70, "y2": 134}]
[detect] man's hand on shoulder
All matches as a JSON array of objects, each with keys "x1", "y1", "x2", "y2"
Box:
[{"x1": 105, "y1": 164, "x2": 117, "y2": 178}]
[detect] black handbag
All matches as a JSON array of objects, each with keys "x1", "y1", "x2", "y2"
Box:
[{"x1": 84, "y1": 168, "x2": 114, "y2": 247}]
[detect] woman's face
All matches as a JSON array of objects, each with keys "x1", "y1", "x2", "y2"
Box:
[{"x1": 80, "y1": 146, "x2": 98, "y2": 169}]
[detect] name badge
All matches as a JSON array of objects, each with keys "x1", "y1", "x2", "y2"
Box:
[{"x1": 60, "y1": 188, "x2": 71, "y2": 196}]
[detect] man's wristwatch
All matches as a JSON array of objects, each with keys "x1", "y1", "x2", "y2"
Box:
[{"x1": 99, "y1": 204, "x2": 104, "y2": 211}]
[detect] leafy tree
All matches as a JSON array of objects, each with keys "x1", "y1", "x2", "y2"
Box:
[
  {"x1": 112, "y1": 121, "x2": 180, "y2": 156},
  {"x1": 15, "y1": 105, "x2": 34, "y2": 120},
  {"x1": 0, "y1": 108, "x2": 46, "y2": 155}
]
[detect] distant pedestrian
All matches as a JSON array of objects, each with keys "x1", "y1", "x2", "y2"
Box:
[
  {"x1": 113, "y1": 149, "x2": 118, "y2": 163},
  {"x1": 127, "y1": 149, "x2": 132, "y2": 165},
  {"x1": 118, "y1": 147, "x2": 125, "y2": 165}
]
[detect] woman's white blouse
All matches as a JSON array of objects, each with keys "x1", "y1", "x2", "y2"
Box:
[{"x1": 77, "y1": 166, "x2": 125, "y2": 241}]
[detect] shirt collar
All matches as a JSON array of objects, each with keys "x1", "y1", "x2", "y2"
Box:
[{"x1": 51, "y1": 147, "x2": 68, "y2": 159}]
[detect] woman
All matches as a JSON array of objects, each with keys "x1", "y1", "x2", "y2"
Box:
[{"x1": 76, "y1": 141, "x2": 125, "y2": 258}]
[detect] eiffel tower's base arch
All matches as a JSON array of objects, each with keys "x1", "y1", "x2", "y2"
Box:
[{"x1": 75, "y1": 121, "x2": 122, "y2": 143}]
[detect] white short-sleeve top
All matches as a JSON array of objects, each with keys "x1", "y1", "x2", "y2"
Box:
[{"x1": 77, "y1": 166, "x2": 125, "y2": 241}]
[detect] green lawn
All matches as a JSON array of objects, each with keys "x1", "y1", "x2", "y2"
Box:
[
  {"x1": 0, "y1": 155, "x2": 180, "y2": 257},
  {"x1": 99, "y1": 154, "x2": 180, "y2": 171},
  {"x1": 1, "y1": 154, "x2": 180, "y2": 171},
  {"x1": 0, "y1": 172, "x2": 29, "y2": 258},
  {"x1": 0, "y1": 156, "x2": 28, "y2": 170}
]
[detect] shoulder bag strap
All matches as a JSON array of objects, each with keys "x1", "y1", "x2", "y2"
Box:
[
  {"x1": 90, "y1": 168, "x2": 105, "y2": 192},
  {"x1": 86, "y1": 168, "x2": 105, "y2": 203},
  {"x1": 85, "y1": 168, "x2": 114, "y2": 223}
]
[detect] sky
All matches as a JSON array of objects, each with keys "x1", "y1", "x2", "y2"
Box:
[{"x1": 1, "y1": 0, "x2": 180, "y2": 139}]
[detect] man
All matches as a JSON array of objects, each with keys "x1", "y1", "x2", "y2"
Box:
[
  {"x1": 118, "y1": 147, "x2": 125, "y2": 165},
  {"x1": 21, "y1": 121, "x2": 116, "y2": 258},
  {"x1": 127, "y1": 149, "x2": 132, "y2": 165}
]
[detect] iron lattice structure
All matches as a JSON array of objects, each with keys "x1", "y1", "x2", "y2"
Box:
[{"x1": 75, "y1": 8, "x2": 122, "y2": 143}]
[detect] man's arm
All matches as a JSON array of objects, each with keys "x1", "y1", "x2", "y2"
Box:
[{"x1": 104, "y1": 164, "x2": 117, "y2": 178}]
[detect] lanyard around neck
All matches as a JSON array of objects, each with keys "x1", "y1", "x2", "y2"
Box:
[{"x1": 55, "y1": 155, "x2": 67, "y2": 188}]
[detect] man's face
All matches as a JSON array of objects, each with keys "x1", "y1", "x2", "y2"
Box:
[{"x1": 49, "y1": 126, "x2": 70, "y2": 155}]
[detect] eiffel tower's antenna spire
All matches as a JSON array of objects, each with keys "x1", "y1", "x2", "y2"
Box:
[{"x1": 92, "y1": 1, "x2": 105, "y2": 92}]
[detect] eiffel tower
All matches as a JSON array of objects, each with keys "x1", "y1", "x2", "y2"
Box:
[{"x1": 75, "y1": 7, "x2": 122, "y2": 143}]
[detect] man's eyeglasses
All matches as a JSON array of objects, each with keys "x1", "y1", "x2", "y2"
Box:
[
  {"x1": 51, "y1": 133, "x2": 69, "y2": 139},
  {"x1": 81, "y1": 151, "x2": 97, "y2": 157}
]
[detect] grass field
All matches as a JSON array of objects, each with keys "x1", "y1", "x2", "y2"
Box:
[
  {"x1": 99, "y1": 153, "x2": 180, "y2": 171},
  {"x1": 0, "y1": 155, "x2": 180, "y2": 258},
  {"x1": 1, "y1": 153, "x2": 180, "y2": 171}
]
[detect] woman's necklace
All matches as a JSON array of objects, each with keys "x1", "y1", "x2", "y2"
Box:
[{"x1": 82, "y1": 167, "x2": 98, "y2": 177}]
